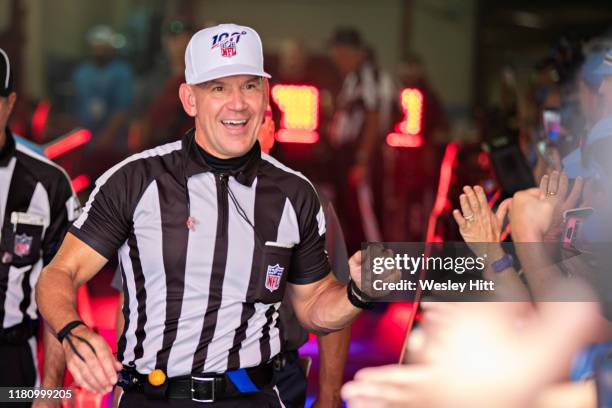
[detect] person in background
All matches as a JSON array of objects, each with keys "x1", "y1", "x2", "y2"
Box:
[
  {"x1": 134, "y1": 18, "x2": 196, "y2": 150},
  {"x1": 71, "y1": 25, "x2": 133, "y2": 180},
  {"x1": 328, "y1": 28, "x2": 383, "y2": 253},
  {"x1": 0, "y1": 48, "x2": 81, "y2": 408}
]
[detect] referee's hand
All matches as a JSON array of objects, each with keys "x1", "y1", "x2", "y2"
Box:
[{"x1": 61, "y1": 325, "x2": 122, "y2": 394}]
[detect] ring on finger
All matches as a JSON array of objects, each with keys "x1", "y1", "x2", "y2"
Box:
[
  {"x1": 464, "y1": 213, "x2": 475, "y2": 221},
  {"x1": 546, "y1": 190, "x2": 557, "y2": 196}
]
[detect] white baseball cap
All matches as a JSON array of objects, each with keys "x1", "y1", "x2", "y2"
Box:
[{"x1": 185, "y1": 23, "x2": 271, "y2": 85}]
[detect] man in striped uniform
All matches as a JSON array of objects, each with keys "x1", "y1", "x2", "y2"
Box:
[
  {"x1": 37, "y1": 24, "x2": 375, "y2": 407},
  {"x1": 0, "y1": 48, "x2": 81, "y2": 404}
]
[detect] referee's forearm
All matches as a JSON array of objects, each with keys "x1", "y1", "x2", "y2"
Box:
[
  {"x1": 295, "y1": 280, "x2": 361, "y2": 333},
  {"x1": 36, "y1": 265, "x2": 81, "y2": 334}
]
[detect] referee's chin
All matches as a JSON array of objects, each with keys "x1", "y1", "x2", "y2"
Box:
[{"x1": 217, "y1": 135, "x2": 258, "y2": 158}]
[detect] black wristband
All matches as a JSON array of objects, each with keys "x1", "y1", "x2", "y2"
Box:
[
  {"x1": 57, "y1": 320, "x2": 86, "y2": 343},
  {"x1": 347, "y1": 279, "x2": 374, "y2": 310}
]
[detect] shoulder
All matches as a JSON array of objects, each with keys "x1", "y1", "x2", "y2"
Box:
[
  {"x1": 258, "y1": 153, "x2": 323, "y2": 223},
  {"x1": 14, "y1": 141, "x2": 71, "y2": 186},
  {"x1": 94, "y1": 139, "x2": 183, "y2": 189},
  {"x1": 259, "y1": 152, "x2": 317, "y2": 196}
]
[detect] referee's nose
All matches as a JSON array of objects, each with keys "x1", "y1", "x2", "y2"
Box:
[{"x1": 227, "y1": 86, "x2": 248, "y2": 112}]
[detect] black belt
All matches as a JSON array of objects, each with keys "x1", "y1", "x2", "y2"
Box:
[
  {"x1": 273, "y1": 350, "x2": 299, "y2": 371},
  {"x1": 0, "y1": 319, "x2": 39, "y2": 345},
  {"x1": 119, "y1": 361, "x2": 274, "y2": 402}
]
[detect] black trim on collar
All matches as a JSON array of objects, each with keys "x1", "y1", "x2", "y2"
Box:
[
  {"x1": 181, "y1": 129, "x2": 260, "y2": 187},
  {"x1": 0, "y1": 127, "x2": 16, "y2": 167}
]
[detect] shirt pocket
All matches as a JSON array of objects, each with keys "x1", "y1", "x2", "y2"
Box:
[
  {"x1": 254, "y1": 242, "x2": 294, "y2": 304},
  {"x1": 1, "y1": 212, "x2": 44, "y2": 267}
]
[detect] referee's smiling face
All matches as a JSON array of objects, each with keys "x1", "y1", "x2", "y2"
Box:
[{"x1": 180, "y1": 75, "x2": 268, "y2": 159}]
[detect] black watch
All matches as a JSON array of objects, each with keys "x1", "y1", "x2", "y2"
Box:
[{"x1": 347, "y1": 279, "x2": 374, "y2": 310}]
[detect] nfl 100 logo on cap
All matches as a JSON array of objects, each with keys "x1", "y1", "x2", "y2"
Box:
[
  {"x1": 211, "y1": 30, "x2": 247, "y2": 58},
  {"x1": 185, "y1": 23, "x2": 271, "y2": 85}
]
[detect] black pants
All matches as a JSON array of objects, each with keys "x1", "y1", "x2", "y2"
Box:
[
  {"x1": 0, "y1": 340, "x2": 37, "y2": 408},
  {"x1": 274, "y1": 356, "x2": 307, "y2": 408},
  {"x1": 118, "y1": 386, "x2": 284, "y2": 407}
]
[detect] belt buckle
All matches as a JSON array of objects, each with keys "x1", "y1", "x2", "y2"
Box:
[{"x1": 191, "y1": 376, "x2": 215, "y2": 403}]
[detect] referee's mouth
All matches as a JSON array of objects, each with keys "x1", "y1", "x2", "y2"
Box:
[{"x1": 221, "y1": 119, "x2": 250, "y2": 134}]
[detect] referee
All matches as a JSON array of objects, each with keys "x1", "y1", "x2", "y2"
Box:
[
  {"x1": 0, "y1": 48, "x2": 80, "y2": 406},
  {"x1": 36, "y1": 24, "x2": 375, "y2": 407}
]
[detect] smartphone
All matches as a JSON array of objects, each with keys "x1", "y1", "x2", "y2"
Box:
[
  {"x1": 562, "y1": 207, "x2": 594, "y2": 253},
  {"x1": 543, "y1": 109, "x2": 561, "y2": 143}
]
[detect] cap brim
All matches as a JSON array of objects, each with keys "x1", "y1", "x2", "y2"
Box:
[{"x1": 186, "y1": 64, "x2": 271, "y2": 85}]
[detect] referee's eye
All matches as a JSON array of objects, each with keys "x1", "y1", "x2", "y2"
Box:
[{"x1": 212, "y1": 86, "x2": 224, "y2": 92}]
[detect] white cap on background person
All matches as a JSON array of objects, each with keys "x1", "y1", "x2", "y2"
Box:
[
  {"x1": 184, "y1": 23, "x2": 271, "y2": 85},
  {"x1": 0, "y1": 48, "x2": 14, "y2": 97}
]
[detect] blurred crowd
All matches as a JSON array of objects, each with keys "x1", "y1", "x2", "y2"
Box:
[
  {"x1": 3, "y1": 10, "x2": 612, "y2": 408},
  {"x1": 342, "y1": 33, "x2": 612, "y2": 407}
]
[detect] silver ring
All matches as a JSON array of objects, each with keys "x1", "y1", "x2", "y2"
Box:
[{"x1": 464, "y1": 213, "x2": 475, "y2": 221}]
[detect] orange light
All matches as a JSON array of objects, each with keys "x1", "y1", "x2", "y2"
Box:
[
  {"x1": 386, "y1": 133, "x2": 423, "y2": 148},
  {"x1": 275, "y1": 129, "x2": 319, "y2": 144},
  {"x1": 386, "y1": 88, "x2": 424, "y2": 148},
  {"x1": 44, "y1": 128, "x2": 91, "y2": 159},
  {"x1": 271, "y1": 84, "x2": 319, "y2": 144},
  {"x1": 71, "y1": 174, "x2": 90, "y2": 193}
]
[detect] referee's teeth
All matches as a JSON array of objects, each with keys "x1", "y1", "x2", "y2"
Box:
[{"x1": 221, "y1": 119, "x2": 248, "y2": 126}]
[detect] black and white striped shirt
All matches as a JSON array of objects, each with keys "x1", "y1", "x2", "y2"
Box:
[
  {"x1": 329, "y1": 61, "x2": 381, "y2": 147},
  {"x1": 0, "y1": 129, "x2": 79, "y2": 330},
  {"x1": 71, "y1": 131, "x2": 330, "y2": 376}
]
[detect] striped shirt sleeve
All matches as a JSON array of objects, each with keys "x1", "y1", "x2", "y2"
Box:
[
  {"x1": 288, "y1": 183, "x2": 331, "y2": 284},
  {"x1": 70, "y1": 166, "x2": 135, "y2": 259}
]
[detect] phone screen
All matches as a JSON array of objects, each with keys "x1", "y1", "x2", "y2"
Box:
[{"x1": 543, "y1": 110, "x2": 561, "y2": 142}]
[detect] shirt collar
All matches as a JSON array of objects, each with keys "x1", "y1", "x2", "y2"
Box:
[
  {"x1": 0, "y1": 127, "x2": 16, "y2": 167},
  {"x1": 181, "y1": 129, "x2": 260, "y2": 187}
]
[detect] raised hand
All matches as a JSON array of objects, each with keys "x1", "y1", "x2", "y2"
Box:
[{"x1": 539, "y1": 171, "x2": 583, "y2": 241}]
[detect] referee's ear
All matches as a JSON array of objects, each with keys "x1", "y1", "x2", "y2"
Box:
[{"x1": 179, "y1": 83, "x2": 197, "y2": 117}]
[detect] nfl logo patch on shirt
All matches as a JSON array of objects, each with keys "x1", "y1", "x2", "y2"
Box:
[
  {"x1": 14, "y1": 234, "x2": 33, "y2": 257},
  {"x1": 265, "y1": 264, "x2": 284, "y2": 292},
  {"x1": 221, "y1": 41, "x2": 237, "y2": 57}
]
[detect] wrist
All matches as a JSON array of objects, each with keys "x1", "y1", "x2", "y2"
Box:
[
  {"x1": 511, "y1": 229, "x2": 544, "y2": 242},
  {"x1": 347, "y1": 279, "x2": 374, "y2": 310},
  {"x1": 485, "y1": 245, "x2": 505, "y2": 264},
  {"x1": 57, "y1": 320, "x2": 86, "y2": 343}
]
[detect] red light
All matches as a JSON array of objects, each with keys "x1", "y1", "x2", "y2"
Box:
[
  {"x1": 425, "y1": 143, "x2": 458, "y2": 242},
  {"x1": 386, "y1": 88, "x2": 424, "y2": 148},
  {"x1": 31, "y1": 99, "x2": 51, "y2": 143},
  {"x1": 71, "y1": 174, "x2": 90, "y2": 193},
  {"x1": 44, "y1": 128, "x2": 91, "y2": 159},
  {"x1": 271, "y1": 84, "x2": 319, "y2": 144}
]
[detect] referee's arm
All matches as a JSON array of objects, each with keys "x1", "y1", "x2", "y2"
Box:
[
  {"x1": 287, "y1": 251, "x2": 365, "y2": 333},
  {"x1": 36, "y1": 232, "x2": 122, "y2": 395}
]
